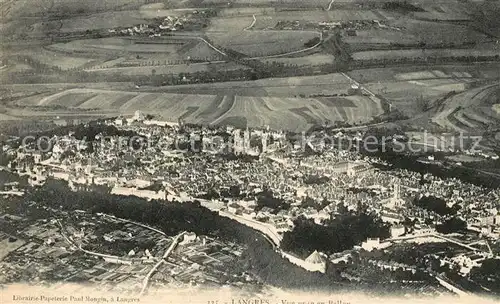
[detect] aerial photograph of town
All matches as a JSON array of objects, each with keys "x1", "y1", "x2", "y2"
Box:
[{"x1": 0, "y1": 0, "x2": 499, "y2": 303}]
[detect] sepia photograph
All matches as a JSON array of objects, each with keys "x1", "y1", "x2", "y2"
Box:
[{"x1": 0, "y1": 0, "x2": 499, "y2": 303}]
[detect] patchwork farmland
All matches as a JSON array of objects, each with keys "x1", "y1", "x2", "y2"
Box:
[
  {"x1": 1, "y1": 0, "x2": 500, "y2": 137},
  {"x1": 431, "y1": 84, "x2": 500, "y2": 133},
  {"x1": 346, "y1": 64, "x2": 500, "y2": 119},
  {"x1": 30, "y1": 37, "x2": 226, "y2": 71},
  {"x1": 12, "y1": 88, "x2": 383, "y2": 132},
  {"x1": 352, "y1": 49, "x2": 500, "y2": 61},
  {"x1": 154, "y1": 73, "x2": 355, "y2": 97}
]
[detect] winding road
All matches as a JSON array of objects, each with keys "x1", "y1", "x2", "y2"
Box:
[
  {"x1": 244, "y1": 15, "x2": 257, "y2": 31},
  {"x1": 175, "y1": 15, "x2": 324, "y2": 63},
  {"x1": 242, "y1": 15, "x2": 324, "y2": 60},
  {"x1": 247, "y1": 31, "x2": 323, "y2": 60}
]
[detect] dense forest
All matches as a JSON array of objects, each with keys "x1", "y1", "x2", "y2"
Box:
[
  {"x1": 255, "y1": 189, "x2": 290, "y2": 213},
  {"x1": 470, "y1": 259, "x2": 500, "y2": 296},
  {"x1": 282, "y1": 207, "x2": 391, "y2": 258},
  {"x1": 436, "y1": 217, "x2": 468, "y2": 234},
  {"x1": 413, "y1": 195, "x2": 458, "y2": 217}
]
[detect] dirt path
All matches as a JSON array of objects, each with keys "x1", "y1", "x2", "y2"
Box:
[{"x1": 327, "y1": 0, "x2": 335, "y2": 11}]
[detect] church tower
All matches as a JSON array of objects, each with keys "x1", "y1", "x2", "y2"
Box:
[
  {"x1": 261, "y1": 132, "x2": 268, "y2": 154},
  {"x1": 233, "y1": 129, "x2": 242, "y2": 155},
  {"x1": 243, "y1": 128, "x2": 251, "y2": 153},
  {"x1": 390, "y1": 179, "x2": 403, "y2": 208}
]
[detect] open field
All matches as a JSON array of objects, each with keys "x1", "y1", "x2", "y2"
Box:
[
  {"x1": 205, "y1": 8, "x2": 388, "y2": 57},
  {"x1": 345, "y1": 64, "x2": 500, "y2": 120},
  {"x1": 364, "y1": 78, "x2": 471, "y2": 117},
  {"x1": 11, "y1": 37, "x2": 226, "y2": 72},
  {"x1": 344, "y1": 29, "x2": 418, "y2": 47},
  {"x1": 0, "y1": 112, "x2": 20, "y2": 121},
  {"x1": 217, "y1": 9, "x2": 389, "y2": 31},
  {"x1": 2, "y1": 63, "x2": 35, "y2": 73},
  {"x1": 201, "y1": 0, "x2": 331, "y2": 8},
  {"x1": 262, "y1": 53, "x2": 335, "y2": 66},
  {"x1": 46, "y1": 37, "x2": 222, "y2": 61},
  {"x1": 0, "y1": 82, "x2": 137, "y2": 95},
  {"x1": 31, "y1": 11, "x2": 149, "y2": 33},
  {"x1": 153, "y1": 73, "x2": 354, "y2": 96},
  {"x1": 412, "y1": 3, "x2": 471, "y2": 21},
  {"x1": 344, "y1": 18, "x2": 492, "y2": 52},
  {"x1": 6, "y1": 83, "x2": 383, "y2": 131},
  {"x1": 352, "y1": 48, "x2": 500, "y2": 61},
  {"x1": 207, "y1": 16, "x2": 257, "y2": 32},
  {"x1": 347, "y1": 64, "x2": 500, "y2": 84},
  {"x1": 261, "y1": 10, "x2": 384, "y2": 22},
  {"x1": 137, "y1": 4, "x2": 199, "y2": 19},
  {"x1": 207, "y1": 30, "x2": 319, "y2": 57},
  {"x1": 86, "y1": 61, "x2": 249, "y2": 76},
  {"x1": 6, "y1": 73, "x2": 355, "y2": 97},
  {"x1": 18, "y1": 48, "x2": 98, "y2": 70},
  {"x1": 49, "y1": 38, "x2": 184, "y2": 54},
  {"x1": 0, "y1": 0, "x2": 160, "y2": 38},
  {"x1": 0, "y1": 0, "x2": 150, "y2": 20},
  {"x1": 388, "y1": 20, "x2": 490, "y2": 45},
  {"x1": 218, "y1": 7, "x2": 276, "y2": 17},
  {"x1": 51, "y1": 36, "x2": 224, "y2": 61}
]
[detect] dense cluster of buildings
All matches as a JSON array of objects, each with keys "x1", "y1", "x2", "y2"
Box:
[
  {"x1": 105, "y1": 10, "x2": 215, "y2": 38},
  {"x1": 109, "y1": 16, "x2": 186, "y2": 37},
  {"x1": 275, "y1": 19, "x2": 397, "y2": 33},
  {"x1": 2, "y1": 114, "x2": 500, "y2": 281}
]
